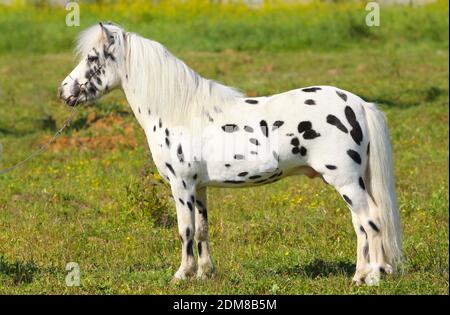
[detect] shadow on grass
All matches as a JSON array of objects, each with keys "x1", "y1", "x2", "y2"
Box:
[
  {"x1": 359, "y1": 86, "x2": 446, "y2": 109},
  {"x1": 270, "y1": 259, "x2": 355, "y2": 278},
  {"x1": 0, "y1": 255, "x2": 40, "y2": 284},
  {"x1": 0, "y1": 127, "x2": 36, "y2": 137}
]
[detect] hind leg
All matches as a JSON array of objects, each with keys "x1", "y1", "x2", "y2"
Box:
[
  {"x1": 351, "y1": 212, "x2": 370, "y2": 285},
  {"x1": 342, "y1": 186, "x2": 391, "y2": 285},
  {"x1": 323, "y1": 171, "x2": 388, "y2": 286},
  {"x1": 366, "y1": 196, "x2": 394, "y2": 280}
]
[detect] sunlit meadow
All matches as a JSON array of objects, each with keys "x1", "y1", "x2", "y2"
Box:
[{"x1": 0, "y1": 0, "x2": 448, "y2": 294}]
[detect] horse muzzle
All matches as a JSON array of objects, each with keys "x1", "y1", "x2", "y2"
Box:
[{"x1": 58, "y1": 82, "x2": 83, "y2": 107}]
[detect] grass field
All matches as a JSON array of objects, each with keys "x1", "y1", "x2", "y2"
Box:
[{"x1": 0, "y1": 1, "x2": 448, "y2": 294}]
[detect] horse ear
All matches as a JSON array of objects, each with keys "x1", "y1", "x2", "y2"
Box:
[{"x1": 99, "y1": 22, "x2": 114, "y2": 44}]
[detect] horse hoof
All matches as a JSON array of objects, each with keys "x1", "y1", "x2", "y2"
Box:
[
  {"x1": 171, "y1": 269, "x2": 191, "y2": 284},
  {"x1": 196, "y1": 265, "x2": 216, "y2": 280},
  {"x1": 365, "y1": 272, "x2": 380, "y2": 286},
  {"x1": 171, "y1": 275, "x2": 185, "y2": 285},
  {"x1": 352, "y1": 268, "x2": 369, "y2": 285},
  {"x1": 352, "y1": 278, "x2": 364, "y2": 286},
  {"x1": 381, "y1": 264, "x2": 394, "y2": 275}
]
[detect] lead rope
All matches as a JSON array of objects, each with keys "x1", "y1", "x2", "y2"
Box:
[
  {"x1": 0, "y1": 100, "x2": 81, "y2": 176},
  {"x1": 0, "y1": 55, "x2": 108, "y2": 176}
]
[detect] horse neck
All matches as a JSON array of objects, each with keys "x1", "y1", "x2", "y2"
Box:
[{"x1": 120, "y1": 35, "x2": 242, "y2": 129}]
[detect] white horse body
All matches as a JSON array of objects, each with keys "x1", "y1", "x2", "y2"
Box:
[
  {"x1": 59, "y1": 23, "x2": 402, "y2": 286},
  {"x1": 142, "y1": 87, "x2": 368, "y2": 189}
]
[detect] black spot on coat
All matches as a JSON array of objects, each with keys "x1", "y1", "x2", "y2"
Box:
[
  {"x1": 299, "y1": 146, "x2": 307, "y2": 156},
  {"x1": 298, "y1": 121, "x2": 312, "y2": 133},
  {"x1": 272, "y1": 121, "x2": 284, "y2": 130},
  {"x1": 368, "y1": 221, "x2": 380, "y2": 232},
  {"x1": 345, "y1": 106, "x2": 363, "y2": 145},
  {"x1": 186, "y1": 240, "x2": 194, "y2": 256},
  {"x1": 272, "y1": 151, "x2": 279, "y2": 161},
  {"x1": 303, "y1": 129, "x2": 321, "y2": 140},
  {"x1": 222, "y1": 124, "x2": 239, "y2": 133},
  {"x1": 165, "y1": 163, "x2": 176, "y2": 176},
  {"x1": 359, "y1": 177, "x2": 366, "y2": 190},
  {"x1": 260, "y1": 120, "x2": 269, "y2": 137},
  {"x1": 245, "y1": 99, "x2": 258, "y2": 104},
  {"x1": 347, "y1": 149, "x2": 362, "y2": 164},
  {"x1": 325, "y1": 165, "x2": 337, "y2": 170},
  {"x1": 336, "y1": 90, "x2": 348, "y2": 102},
  {"x1": 88, "y1": 86, "x2": 97, "y2": 95},
  {"x1": 304, "y1": 99, "x2": 316, "y2": 105},
  {"x1": 197, "y1": 242, "x2": 203, "y2": 257},
  {"x1": 343, "y1": 194, "x2": 352, "y2": 205},
  {"x1": 177, "y1": 144, "x2": 184, "y2": 162},
  {"x1": 244, "y1": 126, "x2": 254, "y2": 133},
  {"x1": 326, "y1": 115, "x2": 348, "y2": 133},
  {"x1": 360, "y1": 226, "x2": 367, "y2": 237},
  {"x1": 302, "y1": 87, "x2": 322, "y2": 92}
]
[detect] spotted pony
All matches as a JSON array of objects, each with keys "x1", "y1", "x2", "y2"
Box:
[{"x1": 59, "y1": 23, "x2": 402, "y2": 286}]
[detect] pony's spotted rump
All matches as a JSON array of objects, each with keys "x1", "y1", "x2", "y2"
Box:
[{"x1": 59, "y1": 23, "x2": 402, "y2": 286}]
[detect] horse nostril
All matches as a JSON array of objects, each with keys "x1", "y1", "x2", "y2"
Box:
[{"x1": 72, "y1": 84, "x2": 81, "y2": 97}]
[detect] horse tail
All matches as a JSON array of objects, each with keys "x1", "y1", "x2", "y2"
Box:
[{"x1": 364, "y1": 102, "x2": 403, "y2": 270}]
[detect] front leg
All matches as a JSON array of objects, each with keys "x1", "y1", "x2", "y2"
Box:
[
  {"x1": 171, "y1": 179, "x2": 197, "y2": 282},
  {"x1": 194, "y1": 187, "x2": 215, "y2": 279}
]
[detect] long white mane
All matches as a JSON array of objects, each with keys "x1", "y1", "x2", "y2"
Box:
[{"x1": 76, "y1": 24, "x2": 243, "y2": 124}]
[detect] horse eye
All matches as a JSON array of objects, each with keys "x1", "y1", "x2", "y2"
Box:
[{"x1": 87, "y1": 56, "x2": 98, "y2": 62}]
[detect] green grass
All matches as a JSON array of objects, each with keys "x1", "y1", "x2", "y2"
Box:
[
  {"x1": 0, "y1": 1, "x2": 448, "y2": 54},
  {"x1": 0, "y1": 3, "x2": 448, "y2": 294}
]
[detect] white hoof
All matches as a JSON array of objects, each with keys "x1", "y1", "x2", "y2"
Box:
[
  {"x1": 365, "y1": 270, "x2": 380, "y2": 286},
  {"x1": 352, "y1": 277, "x2": 364, "y2": 286},
  {"x1": 171, "y1": 271, "x2": 187, "y2": 284},
  {"x1": 171, "y1": 265, "x2": 196, "y2": 284},
  {"x1": 196, "y1": 265, "x2": 215, "y2": 280},
  {"x1": 352, "y1": 269, "x2": 367, "y2": 286}
]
